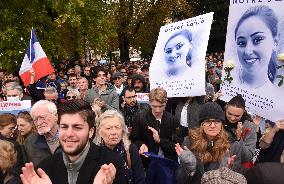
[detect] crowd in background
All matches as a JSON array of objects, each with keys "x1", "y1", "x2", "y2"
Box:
[{"x1": 1, "y1": 52, "x2": 284, "y2": 184}]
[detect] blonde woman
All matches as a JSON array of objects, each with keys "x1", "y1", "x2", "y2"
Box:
[
  {"x1": 16, "y1": 111, "x2": 35, "y2": 145},
  {"x1": 94, "y1": 110, "x2": 145, "y2": 184},
  {"x1": 0, "y1": 140, "x2": 19, "y2": 184},
  {"x1": 175, "y1": 102, "x2": 241, "y2": 184}
]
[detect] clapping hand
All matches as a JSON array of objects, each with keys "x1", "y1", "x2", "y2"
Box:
[
  {"x1": 20, "y1": 162, "x2": 52, "y2": 184},
  {"x1": 139, "y1": 144, "x2": 148, "y2": 155},
  {"x1": 226, "y1": 150, "x2": 236, "y2": 169},
  {"x1": 274, "y1": 120, "x2": 284, "y2": 132},
  {"x1": 175, "y1": 143, "x2": 189, "y2": 156},
  {"x1": 93, "y1": 163, "x2": 116, "y2": 184},
  {"x1": 235, "y1": 122, "x2": 243, "y2": 140},
  {"x1": 148, "y1": 126, "x2": 160, "y2": 143}
]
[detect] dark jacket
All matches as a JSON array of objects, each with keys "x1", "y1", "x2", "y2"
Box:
[
  {"x1": 174, "y1": 97, "x2": 204, "y2": 130},
  {"x1": 258, "y1": 130, "x2": 284, "y2": 163},
  {"x1": 130, "y1": 109, "x2": 183, "y2": 161},
  {"x1": 24, "y1": 133, "x2": 61, "y2": 167},
  {"x1": 128, "y1": 143, "x2": 146, "y2": 184},
  {"x1": 38, "y1": 143, "x2": 127, "y2": 184},
  {"x1": 245, "y1": 162, "x2": 284, "y2": 184},
  {"x1": 122, "y1": 102, "x2": 150, "y2": 127}
]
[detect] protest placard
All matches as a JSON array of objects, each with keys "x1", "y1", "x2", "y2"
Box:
[
  {"x1": 221, "y1": 0, "x2": 284, "y2": 121},
  {"x1": 150, "y1": 12, "x2": 214, "y2": 97}
]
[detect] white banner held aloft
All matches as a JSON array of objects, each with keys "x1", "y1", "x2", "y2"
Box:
[
  {"x1": 136, "y1": 93, "x2": 149, "y2": 104},
  {"x1": 0, "y1": 100, "x2": 31, "y2": 115},
  {"x1": 149, "y1": 12, "x2": 214, "y2": 97},
  {"x1": 220, "y1": 0, "x2": 284, "y2": 122}
]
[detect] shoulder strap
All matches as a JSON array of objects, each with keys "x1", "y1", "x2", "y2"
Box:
[{"x1": 126, "y1": 149, "x2": 131, "y2": 169}]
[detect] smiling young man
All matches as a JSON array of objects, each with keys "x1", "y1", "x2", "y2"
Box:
[
  {"x1": 34, "y1": 99, "x2": 126, "y2": 184},
  {"x1": 85, "y1": 66, "x2": 119, "y2": 111}
]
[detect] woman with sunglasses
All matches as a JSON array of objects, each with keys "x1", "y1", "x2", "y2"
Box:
[
  {"x1": 65, "y1": 89, "x2": 80, "y2": 100},
  {"x1": 175, "y1": 102, "x2": 241, "y2": 184}
]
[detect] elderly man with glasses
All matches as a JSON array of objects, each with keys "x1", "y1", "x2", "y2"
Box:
[{"x1": 24, "y1": 100, "x2": 61, "y2": 167}]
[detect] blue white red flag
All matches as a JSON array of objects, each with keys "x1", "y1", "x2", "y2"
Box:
[{"x1": 19, "y1": 28, "x2": 54, "y2": 86}]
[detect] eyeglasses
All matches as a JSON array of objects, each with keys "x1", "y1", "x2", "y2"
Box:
[
  {"x1": 67, "y1": 96, "x2": 76, "y2": 100},
  {"x1": 203, "y1": 119, "x2": 222, "y2": 126},
  {"x1": 125, "y1": 95, "x2": 137, "y2": 99},
  {"x1": 6, "y1": 94, "x2": 18, "y2": 97},
  {"x1": 33, "y1": 115, "x2": 48, "y2": 123},
  {"x1": 113, "y1": 77, "x2": 121, "y2": 80}
]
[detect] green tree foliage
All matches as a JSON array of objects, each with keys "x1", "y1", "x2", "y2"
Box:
[
  {"x1": 0, "y1": 0, "x2": 111, "y2": 70},
  {"x1": 104, "y1": 0, "x2": 193, "y2": 62},
  {"x1": 186, "y1": 0, "x2": 230, "y2": 52}
]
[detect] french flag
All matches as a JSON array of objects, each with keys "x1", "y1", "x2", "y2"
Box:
[{"x1": 19, "y1": 28, "x2": 54, "y2": 86}]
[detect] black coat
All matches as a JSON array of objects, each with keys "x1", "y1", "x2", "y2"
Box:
[
  {"x1": 38, "y1": 143, "x2": 126, "y2": 184},
  {"x1": 130, "y1": 109, "x2": 183, "y2": 161}
]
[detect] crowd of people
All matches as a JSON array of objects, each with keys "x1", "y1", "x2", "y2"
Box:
[{"x1": 0, "y1": 52, "x2": 284, "y2": 184}]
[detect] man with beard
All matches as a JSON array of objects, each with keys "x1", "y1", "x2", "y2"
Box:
[
  {"x1": 67, "y1": 73, "x2": 79, "y2": 91},
  {"x1": 24, "y1": 100, "x2": 61, "y2": 167},
  {"x1": 131, "y1": 74, "x2": 149, "y2": 93},
  {"x1": 21, "y1": 99, "x2": 126, "y2": 184},
  {"x1": 120, "y1": 87, "x2": 150, "y2": 133}
]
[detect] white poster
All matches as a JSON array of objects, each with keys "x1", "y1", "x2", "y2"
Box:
[
  {"x1": 150, "y1": 12, "x2": 214, "y2": 97},
  {"x1": 0, "y1": 100, "x2": 31, "y2": 115},
  {"x1": 220, "y1": 0, "x2": 284, "y2": 122}
]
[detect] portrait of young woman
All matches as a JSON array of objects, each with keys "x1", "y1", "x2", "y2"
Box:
[
  {"x1": 234, "y1": 5, "x2": 279, "y2": 88},
  {"x1": 164, "y1": 29, "x2": 194, "y2": 77}
]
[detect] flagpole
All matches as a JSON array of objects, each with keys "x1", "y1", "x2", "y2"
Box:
[{"x1": 30, "y1": 28, "x2": 33, "y2": 64}]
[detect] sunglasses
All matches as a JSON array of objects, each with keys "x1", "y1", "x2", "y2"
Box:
[{"x1": 67, "y1": 96, "x2": 76, "y2": 100}]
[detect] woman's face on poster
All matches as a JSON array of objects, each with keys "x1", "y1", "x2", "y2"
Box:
[
  {"x1": 164, "y1": 34, "x2": 192, "y2": 68},
  {"x1": 236, "y1": 16, "x2": 276, "y2": 73}
]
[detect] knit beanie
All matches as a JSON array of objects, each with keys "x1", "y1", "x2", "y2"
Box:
[
  {"x1": 201, "y1": 167, "x2": 247, "y2": 184},
  {"x1": 198, "y1": 102, "x2": 225, "y2": 124}
]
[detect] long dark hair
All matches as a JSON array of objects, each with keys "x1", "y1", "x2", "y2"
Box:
[
  {"x1": 227, "y1": 94, "x2": 252, "y2": 122},
  {"x1": 235, "y1": 5, "x2": 278, "y2": 83}
]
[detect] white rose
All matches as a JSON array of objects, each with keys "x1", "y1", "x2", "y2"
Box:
[
  {"x1": 226, "y1": 59, "x2": 234, "y2": 69},
  {"x1": 277, "y1": 53, "x2": 284, "y2": 61}
]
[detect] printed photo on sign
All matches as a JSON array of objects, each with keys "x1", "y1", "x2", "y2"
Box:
[
  {"x1": 150, "y1": 12, "x2": 214, "y2": 97},
  {"x1": 220, "y1": 1, "x2": 284, "y2": 122}
]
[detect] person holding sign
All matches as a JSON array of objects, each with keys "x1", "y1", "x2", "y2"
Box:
[
  {"x1": 164, "y1": 29, "x2": 193, "y2": 77},
  {"x1": 235, "y1": 5, "x2": 279, "y2": 88}
]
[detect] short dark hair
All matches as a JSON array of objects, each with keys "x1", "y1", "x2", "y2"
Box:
[
  {"x1": 92, "y1": 66, "x2": 107, "y2": 79},
  {"x1": 58, "y1": 99, "x2": 95, "y2": 128},
  {"x1": 121, "y1": 87, "x2": 135, "y2": 97},
  {"x1": 227, "y1": 94, "x2": 245, "y2": 110},
  {"x1": 68, "y1": 73, "x2": 77, "y2": 79}
]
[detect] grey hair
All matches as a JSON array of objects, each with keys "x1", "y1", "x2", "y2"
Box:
[
  {"x1": 79, "y1": 77, "x2": 88, "y2": 82},
  {"x1": 30, "y1": 100, "x2": 57, "y2": 118},
  {"x1": 66, "y1": 89, "x2": 80, "y2": 99},
  {"x1": 44, "y1": 86, "x2": 58, "y2": 96},
  {"x1": 94, "y1": 110, "x2": 131, "y2": 151},
  {"x1": 6, "y1": 84, "x2": 23, "y2": 94}
]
